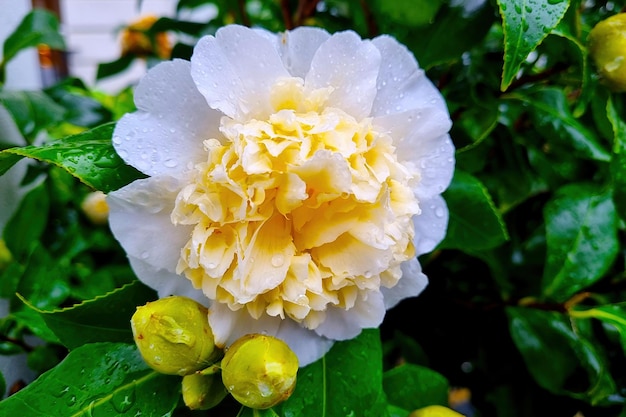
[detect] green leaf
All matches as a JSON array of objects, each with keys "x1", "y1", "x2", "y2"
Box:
[
  {"x1": 1, "y1": 9, "x2": 65, "y2": 68},
  {"x1": 1, "y1": 123, "x2": 145, "y2": 192},
  {"x1": 440, "y1": 170, "x2": 509, "y2": 251},
  {"x1": 606, "y1": 96, "x2": 626, "y2": 221},
  {"x1": 0, "y1": 343, "x2": 180, "y2": 416},
  {"x1": 570, "y1": 304, "x2": 626, "y2": 357},
  {"x1": 0, "y1": 152, "x2": 23, "y2": 176},
  {"x1": 383, "y1": 364, "x2": 449, "y2": 411},
  {"x1": 20, "y1": 281, "x2": 156, "y2": 350},
  {"x1": 96, "y1": 55, "x2": 135, "y2": 81},
  {"x1": 507, "y1": 306, "x2": 616, "y2": 404},
  {"x1": 0, "y1": 91, "x2": 66, "y2": 140},
  {"x1": 542, "y1": 183, "x2": 618, "y2": 301},
  {"x1": 507, "y1": 88, "x2": 610, "y2": 162},
  {"x1": 497, "y1": 0, "x2": 570, "y2": 91},
  {"x1": 277, "y1": 329, "x2": 387, "y2": 417}
]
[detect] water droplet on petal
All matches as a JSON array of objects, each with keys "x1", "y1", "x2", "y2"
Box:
[
  {"x1": 271, "y1": 254, "x2": 284, "y2": 267},
  {"x1": 164, "y1": 159, "x2": 178, "y2": 168},
  {"x1": 434, "y1": 207, "x2": 445, "y2": 218}
]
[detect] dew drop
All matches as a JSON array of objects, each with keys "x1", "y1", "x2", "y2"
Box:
[
  {"x1": 112, "y1": 136, "x2": 122, "y2": 145},
  {"x1": 434, "y1": 206, "x2": 445, "y2": 218},
  {"x1": 118, "y1": 149, "x2": 128, "y2": 159},
  {"x1": 112, "y1": 386, "x2": 136, "y2": 413},
  {"x1": 271, "y1": 254, "x2": 284, "y2": 267},
  {"x1": 164, "y1": 159, "x2": 178, "y2": 168}
]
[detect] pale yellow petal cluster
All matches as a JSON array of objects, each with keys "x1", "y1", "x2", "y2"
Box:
[{"x1": 171, "y1": 77, "x2": 420, "y2": 329}]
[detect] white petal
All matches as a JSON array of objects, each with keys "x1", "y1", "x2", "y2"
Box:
[
  {"x1": 374, "y1": 106, "x2": 452, "y2": 152},
  {"x1": 305, "y1": 31, "x2": 380, "y2": 119},
  {"x1": 382, "y1": 258, "x2": 428, "y2": 309},
  {"x1": 128, "y1": 255, "x2": 207, "y2": 306},
  {"x1": 107, "y1": 176, "x2": 192, "y2": 273},
  {"x1": 191, "y1": 25, "x2": 289, "y2": 119},
  {"x1": 371, "y1": 35, "x2": 448, "y2": 117},
  {"x1": 412, "y1": 133, "x2": 455, "y2": 200},
  {"x1": 314, "y1": 290, "x2": 385, "y2": 340},
  {"x1": 209, "y1": 304, "x2": 333, "y2": 366},
  {"x1": 209, "y1": 303, "x2": 280, "y2": 349},
  {"x1": 374, "y1": 111, "x2": 454, "y2": 199},
  {"x1": 413, "y1": 194, "x2": 449, "y2": 255},
  {"x1": 277, "y1": 27, "x2": 331, "y2": 79},
  {"x1": 114, "y1": 59, "x2": 221, "y2": 178}
]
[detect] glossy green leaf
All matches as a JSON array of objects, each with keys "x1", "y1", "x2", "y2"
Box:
[
  {"x1": 542, "y1": 183, "x2": 618, "y2": 301},
  {"x1": 96, "y1": 55, "x2": 135, "y2": 81},
  {"x1": 507, "y1": 307, "x2": 616, "y2": 404},
  {"x1": 0, "y1": 343, "x2": 180, "y2": 416},
  {"x1": 1, "y1": 123, "x2": 145, "y2": 192},
  {"x1": 276, "y1": 329, "x2": 387, "y2": 417},
  {"x1": 1, "y1": 9, "x2": 65, "y2": 68},
  {"x1": 440, "y1": 170, "x2": 509, "y2": 251},
  {"x1": 507, "y1": 88, "x2": 610, "y2": 162},
  {"x1": 20, "y1": 281, "x2": 156, "y2": 350},
  {"x1": 607, "y1": 97, "x2": 626, "y2": 221},
  {"x1": 497, "y1": 0, "x2": 570, "y2": 91},
  {"x1": 383, "y1": 364, "x2": 449, "y2": 411}
]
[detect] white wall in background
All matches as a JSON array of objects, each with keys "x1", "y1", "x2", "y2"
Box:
[
  {"x1": 60, "y1": 0, "x2": 177, "y2": 93},
  {"x1": 0, "y1": 0, "x2": 42, "y2": 90}
]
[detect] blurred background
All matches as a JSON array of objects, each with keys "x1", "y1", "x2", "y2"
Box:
[{"x1": 1, "y1": 0, "x2": 185, "y2": 92}]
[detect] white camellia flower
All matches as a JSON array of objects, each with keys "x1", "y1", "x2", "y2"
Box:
[{"x1": 108, "y1": 25, "x2": 455, "y2": 366}]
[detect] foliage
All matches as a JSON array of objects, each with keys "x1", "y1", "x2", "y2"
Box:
[{"x1": 1, "y1": 1, "x2": 626, "y2": 416}]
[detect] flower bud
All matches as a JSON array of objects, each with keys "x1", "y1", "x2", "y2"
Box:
[
  {"x1": 80, "y1": 191, "x2": 109, "y2": 225},
  {"x1": 130, "y1": 296, "x2": 219, "y2": 375},
  {"x1": 589, "y1": 13, "x2": 626, "y2": 92},
  {"x1": 221, "y1": 334, "x2": 298, "y2": 409},
  {"x1": 182, "y1": 372, "x2": 228, "y2": 410},
  {"x1": 409, "y1": 405, "x2": 465, "y2": 417}
]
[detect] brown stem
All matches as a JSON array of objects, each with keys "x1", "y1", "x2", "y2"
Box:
[
  {"x1": 237, "y1": 0, "x2": 251, "y2": 27},
  {"x1": 281, "y1": 0, "x2": 294, "y2": 30},
  {"x1": 359, "y1": 0, "x2": 378, "y2": 37}
]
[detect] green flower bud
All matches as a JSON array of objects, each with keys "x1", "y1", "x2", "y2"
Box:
[
  {"x1": 182, "y1": 372, "x2": 228, "y2": 410},
  {"x1": 221, "y1": 334, "x2": 298, "y2": 409},
  {"x1": 589, "y1": 13, "x2": 626, "y2": 92},
  {"x1": 130, "y1": 296, "x2": 219, "y2": 375}
]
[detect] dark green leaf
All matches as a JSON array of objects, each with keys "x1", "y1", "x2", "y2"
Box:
[
  {"x1": 20, "y1": 281, "x2": 156, "y2": 349},
  {"x1": 0, "y1": 343, "x2": 180, "y2": 416},
  {"x1": 508, "y1": 88, "x2": 610, "y2": 162},
  {"x1": 277, "y1": 329, "x2": 387, "y2": 417},
  {"x1": 440, "y1": 170, "x2": 509, "y2": 251},
  {"x1": 0, "y1": 152, "x2": 23, "y2": 176},
  {"x1": 507, "y1": 307, "x2": 616, "y2": 404},
  {"x1": 383, "y1": 364, "x2": 449, "y2": 411},
  {"x1": 607, "y1": 96, "x2": 626, "y2": 221},
  {"x1": 542, "y1": 183, "x2": 618, "y2": 301},
  {"x1": 2, "y1": 123, "x2": 145, "y2": 192},
  {"x1": 369, "y1": 0, "x2": 445, "y2": 27},
  {"x1": 497, "y1": 0, "x2": 570, "y2": 91},
  {"x1": 96, "y1": 55, "x2": 135, "y2": 81},
  {"x1": 1, "y1": 9, "x2": 65, "y2": 68},
  {"x1": 405, "y1": 2, "x2": 495, "y2": 69}
]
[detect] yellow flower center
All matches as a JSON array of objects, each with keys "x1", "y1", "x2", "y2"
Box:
[{"x1": 172, "y1": 77, "x2": 420, "y2": 329}]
